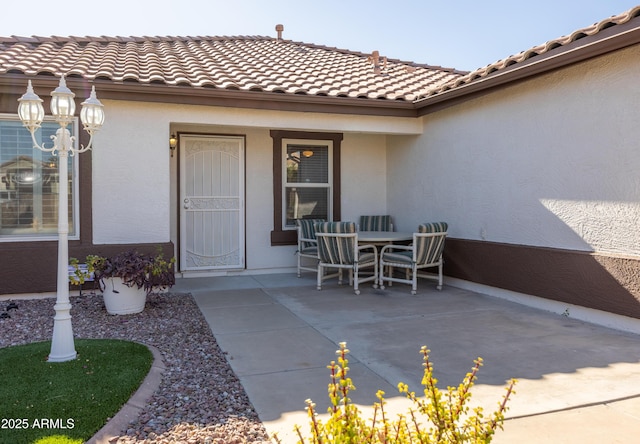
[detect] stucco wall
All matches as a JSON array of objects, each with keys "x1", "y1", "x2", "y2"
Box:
[
  {"x1": 93, "y1": 102, "x2": 395, "y2": 272},
  {"x1": 388, "y1": 44, "x2": 640, "y2": 257},
  {"x1": 340, "y1": 132, "x2": 388, "y2": 222},
  {"x1": 92, "y1": 102, "x2": 172, "y2": 244}
]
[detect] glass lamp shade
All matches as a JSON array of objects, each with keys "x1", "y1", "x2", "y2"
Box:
[
  {"x1": 80, "y1": 86, "x2": 105, "y2": 132},
  {"x1": 50, "y1": 76, "x2": 76, "y2": 123},
  {"x1": 17, "y1": 80, "x2": 45, "y2": 132}
]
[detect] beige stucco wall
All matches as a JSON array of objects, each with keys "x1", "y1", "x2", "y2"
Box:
[
  {"x1": 93, "y1": 101, "x2": 402, "y2": 272},
  {"x1": 92, "y1": 102, "x2": 172, "y2": 245},
  {"x1": 387, "y1": 44, "x2": 640, "y2": 256}
]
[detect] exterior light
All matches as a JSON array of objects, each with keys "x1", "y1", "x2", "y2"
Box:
[
  {"x1": 49, "y1": 76, "x2": 76, "y2": 126},
  {"x1": 80, "y1": 86, "x2": 105, "y2": 134},
  {"x1": 17, "y1": 75, "x2": 105, "y2": 362},
  {"x1": 169, "y1": 133, "x2": 177, "y2": 156},
  {"x1": 17, "y1": 80, "x2": 45, "y2": 133}
]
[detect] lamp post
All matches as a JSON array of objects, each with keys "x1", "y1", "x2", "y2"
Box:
[{"x1": 17, "y1": 76, "x2": 105, "y2": 362}]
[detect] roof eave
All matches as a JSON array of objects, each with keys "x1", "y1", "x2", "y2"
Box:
[
  {"x1": 98, "y1": 83, "x2": 421, "y2": 118},
  {"x1": 415, "y1": 15, "x2": 640, "y2": 115},
  {"x1": 0, "y1": 73, "x2": 420, "y2": 118}
]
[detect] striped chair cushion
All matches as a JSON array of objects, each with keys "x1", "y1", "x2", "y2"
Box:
[
  {"x1": 380, "y1": 250, "x2": 413, "y2": 265},
  {"x1": 359, "y1": 215, "x2": 392, "y2": 231},
  {"x1": 315, "y1": 222, "x2": 357, "y2": 264},
  {"x1": 415, "y1": 222, "x2": 448, "y2": 265},
  {"x1": 296, "y1": 218, "x2": 325, "y2": 250},
  {"x1": 300, "y1": 245, "x2": 318, "y2": 255},
  {"x1": 314, "y1": 221, "x2": 356, "y2": 234},
  {"x1": 418, "y1": 222, "x2": 448, "y2": 233},
  {"x1": 358, "y1": 251, "x2": 378, "y2": 266}
]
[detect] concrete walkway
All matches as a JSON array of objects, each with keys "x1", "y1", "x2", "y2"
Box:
[{"x1": 174, "y1": 274, "x2": 640, "y2": 443}]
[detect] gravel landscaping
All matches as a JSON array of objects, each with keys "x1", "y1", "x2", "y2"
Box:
[{"x1": 0, "y1": 291, "x2": 273, "y2": 443}]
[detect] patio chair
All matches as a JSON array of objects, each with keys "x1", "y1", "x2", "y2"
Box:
[
  {"x1": 295, "y1": 218, "x2": 325, "y2": 277},
  {"x1": 359, "y1": 215, "x2": 393, "y2": 232},
  {"x1": 315, "y1": 221, "x2": 378, "y2": 295},
  {"x1": 379, "y1": 222, "x2": 448, "y2": 294}
]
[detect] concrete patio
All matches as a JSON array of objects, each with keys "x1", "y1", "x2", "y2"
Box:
[{"x1": 173, "y1": 273, "x2": 640, "y2": 443}]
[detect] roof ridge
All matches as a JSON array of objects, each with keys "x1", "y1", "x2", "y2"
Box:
[
  {"x1": 0, "y1": 34, "x2": 468, "y2": 74},
  {"x1": 1, "y1": 35, "x2": 275, "y2": 44}
]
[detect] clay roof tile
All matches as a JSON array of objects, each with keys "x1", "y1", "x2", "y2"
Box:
[{"x1": 0, "y1": 33, "x2": 464, "y2": 102}]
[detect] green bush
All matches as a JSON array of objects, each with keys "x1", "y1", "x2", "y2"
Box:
[{"x1": 291, "y1": 342, "x2": 516, "y2": 444}]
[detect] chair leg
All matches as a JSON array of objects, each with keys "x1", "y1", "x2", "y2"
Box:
[
  {"x1": 379, "y1": 264, "x2": 385, "y2": 290},
  {"x1": 353, "y1": 267, "x2": 360, "y2": 295},
  {"x1": 411, "y1": 265, "x2": 418, "y2": 295},
  {"x1": 437, "y1": 262, "x2": 443, "y2": 290},
  {"x1": 373, "y1": 259, "x2": 379, "y2": 290},
  {"x1": 317, "y1": 264, "x2": 323, "y2": 290}
]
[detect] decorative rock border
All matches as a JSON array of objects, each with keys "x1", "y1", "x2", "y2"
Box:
[{"x1": 86, "y1": 344, "x2": 165, "y2": 444}]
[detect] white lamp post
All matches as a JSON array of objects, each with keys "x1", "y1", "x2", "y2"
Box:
[{"x1": 17, "y1": 76, "x2": 104, "y2": 362}]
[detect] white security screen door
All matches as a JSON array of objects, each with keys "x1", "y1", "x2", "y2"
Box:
[{"x1": 180, "y1": 135, "x2": 245, "y2": 271}]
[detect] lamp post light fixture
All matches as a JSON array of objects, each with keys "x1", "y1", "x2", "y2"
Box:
[{"x1": 17, "y1": 75, "x2": 105, "y2": 362}]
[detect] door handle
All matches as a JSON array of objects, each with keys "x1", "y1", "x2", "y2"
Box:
[{"x1": 183, "y1": 198, "x2": 190, "y2": 209}]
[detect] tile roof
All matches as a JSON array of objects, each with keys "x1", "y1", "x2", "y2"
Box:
[
  {"x1": 0, "y1": 35, "x2": 466, "y2": 102},
  {"x1": 422, "y1": 5, "x2": 640, "y2": 99},
  {"x1": 1, "y1": 5, "x2": 638, "y2": 109}
]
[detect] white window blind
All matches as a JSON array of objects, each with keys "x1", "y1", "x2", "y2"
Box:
[{"x1": 284, "y1": 141, "x2": 332, "y2": 227}]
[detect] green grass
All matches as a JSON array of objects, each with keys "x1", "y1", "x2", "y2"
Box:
[{"x1": 0, "y1": 339, "x2": 153, "y2": 444}]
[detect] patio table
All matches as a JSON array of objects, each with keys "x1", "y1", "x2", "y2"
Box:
[{"x1": 357, "y1": 231, "x2": 413, "y2": 243}]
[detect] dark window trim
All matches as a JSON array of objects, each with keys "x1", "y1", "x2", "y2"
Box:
[{"x1": 270, "y1": 130, "x2": 342, "y2": 246}]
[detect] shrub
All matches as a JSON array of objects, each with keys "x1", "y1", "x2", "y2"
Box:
[{"x1": 291, "y1": 342, "x2": 516, "y2": 444}]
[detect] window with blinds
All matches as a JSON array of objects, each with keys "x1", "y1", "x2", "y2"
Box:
[
  {"x1": 284, "y1": 140, "x2": 332, "y2": 227},
  {"x1": 0, "y1": 116, "x2": 78, "y2": 240}
]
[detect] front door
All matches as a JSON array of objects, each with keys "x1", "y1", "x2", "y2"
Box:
[{"x1": 180, "y1": 135, "x2": 245, "y2": 271}]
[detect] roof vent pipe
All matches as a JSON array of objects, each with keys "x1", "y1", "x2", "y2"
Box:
[
  {"x1": 369, "y1": 50, "x2": 387, "y2": 74},
  {"x1": 275, "y1": 24, "x2": 284, "y2": 40}
]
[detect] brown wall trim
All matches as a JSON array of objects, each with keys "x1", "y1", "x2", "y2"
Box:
[
  {"x1": 270, "y1": 130, "x2": 342, "y2": 246},
  {"x1": 1, "y1": 242, "x2": 174, "y2": 295},
  {"x1": 444, "y1": 238, "x2": 640, "y2": 319}
]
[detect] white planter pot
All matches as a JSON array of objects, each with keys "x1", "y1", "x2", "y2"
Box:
[{"x1": 101, "y1": 277, "x2": 146, "y2": 315}]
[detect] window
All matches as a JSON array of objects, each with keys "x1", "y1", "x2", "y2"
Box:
[
  {"x1": 284, "y1": 141, "x2": 331, "y2": 227},
  {"x1": 270, "y1": 130, "x2": 342, "y2": 245},
  {"x1": 0, "y1": 115, "x2": 79, "y2": 241}
]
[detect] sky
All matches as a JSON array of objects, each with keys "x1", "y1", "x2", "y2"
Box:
[{"x1": 3, "y1": 1, "x2": 639, "y2": 71}]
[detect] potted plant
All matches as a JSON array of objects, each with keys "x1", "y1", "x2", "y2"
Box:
[{"x1": 70, "y1": 249, "x2": 176, "y2": 315}]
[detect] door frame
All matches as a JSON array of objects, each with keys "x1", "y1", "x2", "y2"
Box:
[{"x1": 176, "y1": 132, "x2": 246, "y2": 273}]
